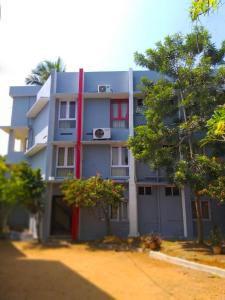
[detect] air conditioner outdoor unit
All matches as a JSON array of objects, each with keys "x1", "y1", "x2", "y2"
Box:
[
  {"x1": 93, "y1": 128, "x2": 111, "y2": 140},
  {"x1": 98, "y1": 85, "x2": 111, "y2": 93}
]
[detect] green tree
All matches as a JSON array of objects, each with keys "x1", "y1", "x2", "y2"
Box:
[
  {"x1": 201, "y1": 104, "x2": 225, "y2": 144},
  {"x1": 175, "y1": 155, "x2": 225, "y2": 241},
  {"x1": 25, "y1": 57, "x2": 66, "y2": 86},
  {"x1": 190, "y1": 0, "x2": 221, "y2": 21},
  {"x1": 129, "y1": 27, "x2": 225, "y2": 244},
  {"x1": 10, "y1": 162, "x2": 46, "y2": 241},
  {"x1": 61, "y1": 175, "x2": 124, "y2": 236},
  {"x1": 0, "y1": 158, "x2": 18, "y2": 234}
]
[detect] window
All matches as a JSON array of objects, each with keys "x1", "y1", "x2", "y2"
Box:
[
  {"x1": 136, "y1": 99, "x2": 145, "y2": 114},
  {"x1": 165, "y1": 186, "x2": 180, "y2": 196},
  {"x1": 121, "y1": 201, "x2": 128, "y2": 220},
  {"x1": 110, "y1": 205, "x2": 119, "y2": 220},
  {"x1": 111, "y1": 100, "x2": 128, "y2": 128},
  {"x1": 56, "y1": 147, "x2": 75, "y2": 177},
  {"x1": 111, "y1": 147, "x2": 129, "y2": 177},
  {"x1": 109, "y1": 202, "x2": 128, "y2": 221},
  {"x1": 192, "y1": 200, "x2": 210, "y2": 220},
  {"x1": 138, "y1": 186, "x2": 152, "y2": 195},
  {"x1": 59, "y1": 100, "x2": 76, "y2": 128}
]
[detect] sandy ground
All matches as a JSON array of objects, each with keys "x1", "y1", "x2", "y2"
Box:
[
  {"x1": 161, "y1": 240, "x2": 225, "y2": 269},
  {"x1": 0, "y1": 241, "x2": 225, "y2": 300}
]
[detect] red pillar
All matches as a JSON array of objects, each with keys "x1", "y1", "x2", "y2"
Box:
[{"x1": 72, "y1": 68, "x2": 83, "y2": 241}]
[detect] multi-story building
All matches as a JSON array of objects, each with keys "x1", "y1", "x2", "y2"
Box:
[{"x1": 1, "y1": 69, "x2": 225, "y2": 241}]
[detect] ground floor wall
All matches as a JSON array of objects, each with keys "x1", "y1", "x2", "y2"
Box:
[
  {"x1": 8, "y1": 205, "x2": 29, "y2": 230},
  {"x1": 41, "y1": 182, "x2": 225, "y2": 241}
]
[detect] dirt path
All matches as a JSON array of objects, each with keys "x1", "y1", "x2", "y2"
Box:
[{"x1": 0, "y1": 241, "x2": 225, "y2": 300}]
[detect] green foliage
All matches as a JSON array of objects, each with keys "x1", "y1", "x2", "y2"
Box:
[
  {"x1": 10, "y1": 162, "x2": 46, "y2": 214},
  {"x1": 61, "y1": 175, "x2": 124, "y2": 235},
  {"x1": 0, "y1": 160, "x2": 45, "y2": 236},
  {"x1": 130, "y1": 27, "x2": 225, "y2": 243},
  {"x1": 25, "y1": 57, "x2": 66, "y2": 85},
  {"x1": 62, "y1": 175, "x2": 124, "y2": 209},
  {"x1": 201, "y1": 105, "x2": 225, "y2": 144},
  {"x1": 209, "y1": 225, "x2": 222, "y2": 246},
  {"x1": 190, "y1": 0, "x2": 220, "y2": 21},
  {"x1": 174, "y1": 155, "x2": 225, "y2": 197}
]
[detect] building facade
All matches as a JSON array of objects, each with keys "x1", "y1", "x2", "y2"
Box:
[{"x1": 1, "y1": 69, "x2": 225, "y2": 240}]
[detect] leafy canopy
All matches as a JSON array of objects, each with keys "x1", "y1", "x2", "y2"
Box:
[
  {"x1": 61, "y1": 175, "x2": 124, "y2": 209},
  {"x1": 190, "y1": 0, "x2": 221, "y2": 21},
  {"x1": 25, "y1": 57, "x2": 66, "y2": 86},
  {"x1": 10, "y1": 162, "x2": 46, "y2": 214},
  {"x1": 129, "y1": 27, "x2": 225, "y2": 192}
]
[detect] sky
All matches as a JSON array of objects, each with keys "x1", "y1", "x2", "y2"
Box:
[{"x1": 0, "y1": 0, "x2": 225, "y2": 155}]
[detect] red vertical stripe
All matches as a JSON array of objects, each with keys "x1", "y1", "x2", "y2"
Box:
[{"x1": 72, "y1": 68, "x2": 83, "y2": 241}]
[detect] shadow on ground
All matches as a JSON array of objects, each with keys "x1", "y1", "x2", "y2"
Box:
[
  {"x1": 179, "y1": 241, "x2": 212, "y2": 255},
  {"x1": 0, "y1": 241, "x2": 114, "y2": 300}
]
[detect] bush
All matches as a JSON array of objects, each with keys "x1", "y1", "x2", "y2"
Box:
[{"x1": 141, "y1": 233, "x2": 162, "y2": 250}]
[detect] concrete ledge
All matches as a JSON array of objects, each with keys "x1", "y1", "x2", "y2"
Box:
[{"x1": 149, "y1": 251, "x2": 225, "y2": 278}]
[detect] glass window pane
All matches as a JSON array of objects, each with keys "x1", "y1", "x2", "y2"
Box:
[
  {"x1": 138, "y1": 187, "x2": 145, "y2": 195},
  {"x1": 57, "y1": 148, "x2": 65, "y2": 166},
  {"x1": 111, "y1": 167, "x2": 128, "y2": 177},
  {"x1": 67, "y1": 147, "x2": 74, "y2": 166},
  {"x1": 121, "y1": 202, "x2": 128, "y2": 220},
  {"x1": 145, "y1": 187, "x2": 152, "y2": 195},
  {"x1": 69, "y1": 101, "x2": 76, "y2": 118},
  {"x1": 165, "y1": 187, "x2": 172, "y2": 196},
  {"x1": 56, "y1": 168, "x2": 74, "y2": 178},
  {"x1": 173, "y1": 187, "x2": 180, "y2": 196},
  {"x1": 60, "y1": 102, "x2": 67, "y2": 118},
  {"x1": 121, "y1": 102, "x2": 128, "y2": 118},
  {"x1": 112, "y1": 103, "x2": 118, "y2": 118},
  {"x1": 121, "y1": 147, "x2": 128, "y2": 165},
  {"x1": 201, "y1": 201, "x2": 209, "y2": 219},
  {"x1": 59, "y1": 120, "x2": 76, "y2": 128},
  {"x1": 112, "y1": 147, "x2": 119, "y2": 165},
  {"x1": 110, "y1": 205, "x2": 118, "y2": 219},
  {"x1": 112, "y1": 120, "x2": 126, "y2": 128}
]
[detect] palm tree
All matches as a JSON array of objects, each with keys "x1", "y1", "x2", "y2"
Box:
[{"x1": 25, "y1": 57, "x2": 66, "y2": 86}]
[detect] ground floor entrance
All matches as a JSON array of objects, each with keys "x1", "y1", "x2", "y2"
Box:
[{"x1": 50, "y1": 196, "x2": 72, "y2": 236}]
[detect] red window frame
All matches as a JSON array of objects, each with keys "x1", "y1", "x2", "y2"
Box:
[{"x1": 110, "y1": 100, "x2": 129, "y2": 128}]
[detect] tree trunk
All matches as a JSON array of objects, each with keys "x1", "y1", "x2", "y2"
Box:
[
  {"x1": 0, "y1": 204, "x2": 11, "y2": 235},
  {"x1": 195, "y1": 193, "x2": 204, "y2": 244},
  {"x1": 102, "y1": 208, "x2": 112, "y2": 236},
  {"x1": 35, "y1": 212, "x2": 42, "y2": 243}
]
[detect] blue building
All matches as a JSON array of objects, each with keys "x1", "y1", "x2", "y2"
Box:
[{"x1": 1, "y1": 69, "x2": 225, "y2": 240}]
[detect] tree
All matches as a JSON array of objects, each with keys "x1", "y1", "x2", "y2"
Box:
[
  {"x1": 61, "y1": 175, "x2": 124, "y2": 236},
  {"x1": 175, "y1": 155, "x2": 225, "y2": 242},
  {"x1": 201, "y1": 104, "x2": 225, "y2": 144},
  {"x1": 0, "y1": 158, "x2": 18, "y2": 234},
  {"x1": 129, "y1": 27, "x2": 225, "y2": 244},
  {"x1": 25, "y1": 57, "x2": 66, "y2": 86},
  {"x1": 190, "y1": 0, "x2": 222, "y2": 21},
  {"x1": 10, "y1": 162, "x2": 46, "y2": 241}
]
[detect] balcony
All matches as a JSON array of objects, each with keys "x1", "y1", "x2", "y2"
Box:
[
  {"x1": 26, "y1": 76, "x2": 51, "y2": 118},
  {"x1": 25, "y1": 143, "x2": 47, "y2": 157}
]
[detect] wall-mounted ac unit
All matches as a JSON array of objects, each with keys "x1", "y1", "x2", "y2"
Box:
[
  {"x1": 98, "y1": 85, "x2": 111, "y2": 93},
  {"x1": 93, "y1": 128, "x2": 111, "y2": 140}
]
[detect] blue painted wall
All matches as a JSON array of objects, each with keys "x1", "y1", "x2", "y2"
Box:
[
  {"x1": 82, "y1": 145, "x2": 110, "y2": 178},
  {"x1": 56, "y1": 72, "x2": 79, "y2": 93},
  {"x1": 11, "y1": 96, "x2": 36, "y2": 127},
  {"x1": 30, "y1": 148, "x2": 47, "y2": 178},
  {"x1": 84, "y1": 71, "x2": 128, "y2": 93},
  {"x1": 31, "y1": 103, "x2": 49, "y2": 147}
]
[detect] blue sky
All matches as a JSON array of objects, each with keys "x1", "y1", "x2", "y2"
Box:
[{"x1": 0, "y1": 0, "x2": 225, "y2": 155}]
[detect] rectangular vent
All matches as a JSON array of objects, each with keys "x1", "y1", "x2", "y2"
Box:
[{"x1": 60, "y1": 133, "x2": 72, "y2": 136}]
